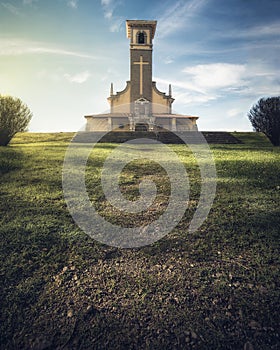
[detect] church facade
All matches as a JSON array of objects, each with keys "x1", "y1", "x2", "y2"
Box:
[{"x1": 85, "y1": 20, "x2": 198, "y2": 132}]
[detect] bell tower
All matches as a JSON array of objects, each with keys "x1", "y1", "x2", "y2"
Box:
[
  {"x1": 85, "y1": 19, "x2": 199, "y2": 133},
  {"x1": 126, "y1": 20, "x2": 157, "y2": 103}
]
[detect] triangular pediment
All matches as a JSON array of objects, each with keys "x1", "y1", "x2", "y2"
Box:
[{"x1": 135, "y1": 97, "x2": 150, "y2": 104}]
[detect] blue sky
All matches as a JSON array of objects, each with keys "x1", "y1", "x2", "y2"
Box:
[{"x1": 0, "y1": 0, "x2": 279, "y2": 131}]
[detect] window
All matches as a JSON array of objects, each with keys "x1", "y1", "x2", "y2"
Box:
[{"x1": 137, "y1": 31, "x2": 146, "y2": 44}]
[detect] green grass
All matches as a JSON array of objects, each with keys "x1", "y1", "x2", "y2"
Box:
[{"x1": 0, "y1": 132, "x2": 279, "y2": 349}]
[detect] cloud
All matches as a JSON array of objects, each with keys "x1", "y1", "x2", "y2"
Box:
[
  {"x1": 100, "y1": 0, "x2": 123, "y2": 32},
  {"x1": 1, "y1": 2, "x2": 22, "y2": 16},
  {"x1": 157, "y1": 0, "x2": 209, "y2": 37},
  {"x1": 109, "y1": 18, "x2": 124, "y2": 32},
  {"x1": 23, "y1": 0, "x2": 37, "y2": 5},
  {"x1": 101, "y1": 0, "x2": 114, "y2": 18},
  {"x1": 67, "y1": 0, "x2": 78, "y2": 9},
  {"x1": 163, "y1": 56, "x2": 174, "y2": 65},
  {"x1": 0, "y1": 38, "x2": 100, "y2": 59},
  {"x1": 22, "y1": 0, "x2": 79, "y2": 9},
  {"x1": 155, "y1": 77, "x2": 205, "y2": 94},
  {"x1": 183, "y1": 63, "x2": 246, "y2": 91},
  {"x1": 253, "y1": 22, "x2": 280, "y2": 37},
  {"x1": 36, "y1": 69, "x2": 91, "y2": 84},
  {"x1": 182, "y1": 62, "x2": 279, "y2": 100},
  {"x1": 64, "y1": 71, "x2": 91, "y2": 83},
  {"x1": 30, "y1": 47, "x2": 95, "y2": 59},
  {"x1": 227, "y1": 108, "x2": 243, "y2": 118},
  {"x1": 226, "y1": 21, "x2": 280, "y2": 39},
  {"x1": 155, "y1": 61, "x2": 279, "y2": 107},
  {"x1": 154, "y1": 77, "x2": 216, "y2": 105},
  {"x1": 174, "y1": 91, "x2": 217, "y2": 105},
  {"x1": 101, "y1": 0, "x2": 113, "y2": 8},
  {"x1": 155, "y1": 63, "x2": 247, "y2": 105}
]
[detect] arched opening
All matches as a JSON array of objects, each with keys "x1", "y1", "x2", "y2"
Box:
[
  {"x1": 135, "y1": 123, "x2": 149, "y2": 132},
  {"x1": 137, "y1": 31, "x2": 146, "y2": 44}
]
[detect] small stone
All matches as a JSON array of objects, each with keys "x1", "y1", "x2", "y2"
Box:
[
  {"x1": 185, "y1": 337, "x2": 190, "y2": 343},
  {"x1": 191, "y1": 331, "x2": 198, "y2": 340},
  {"x1": 67, "y1": 309, "x2": 74, "y2": 318},
  {"x1": 85, "y1": 305, "x2": 99, "y2": 318},
  {"x1": 86, "y1": 305, "x2": 93, "y2": 312}
]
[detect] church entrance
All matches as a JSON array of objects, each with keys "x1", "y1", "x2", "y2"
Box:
[{"x1": 135, "y1": 123, "x2": 149, "y2": 132}]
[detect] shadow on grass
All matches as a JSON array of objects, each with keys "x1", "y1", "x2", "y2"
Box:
[
  {"x1": 1, "y1": 138, "x2": 279, "y2": 349},
  {"x1": 0, "y1": 147, "x2": 24, "y2": 175}
]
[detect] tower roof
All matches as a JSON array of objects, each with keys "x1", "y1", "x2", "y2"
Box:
[{"x1": 126, "y1": 20, "x2": 157, "y2": 39}]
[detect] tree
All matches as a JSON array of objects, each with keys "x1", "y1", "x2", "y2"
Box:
[
  {"x1": 248, "y1": 96, "x2": 280, "y2": 146},
  {"x1": 0, "y1": 95, "x2": 32, "y2": 146}
]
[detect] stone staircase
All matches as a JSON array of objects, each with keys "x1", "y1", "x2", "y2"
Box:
[{"x1": 73, "y1": 131, "x2": 241, "y2": 144}]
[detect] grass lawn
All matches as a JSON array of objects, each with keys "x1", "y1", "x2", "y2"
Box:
[{"x1": 0, "y1": 132, "x2": 279, "y2": 349}]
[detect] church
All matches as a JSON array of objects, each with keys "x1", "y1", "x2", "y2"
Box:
[{"x1": 85, "y1": 20, "x2": 198, "y2": 132}]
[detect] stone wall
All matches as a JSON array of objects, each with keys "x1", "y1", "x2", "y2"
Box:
[
  {"x1": 108, "y1": 82, "x2": 131, "y2": 113},
  {"x1": 85, "y1": 117, "x2": 109, "y2": 132},
  {"x1": 111, "y1": 117, "x2": 130, "y2": 131},
  {"x1": 176, "y1": 118, "x2": 198, "y2": 131}
]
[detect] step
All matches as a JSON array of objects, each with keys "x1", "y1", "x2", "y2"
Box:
[{"x1": 73, "y1": 131, "x2": 241, "y2": 144}]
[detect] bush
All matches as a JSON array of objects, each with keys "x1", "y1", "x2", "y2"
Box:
[
  {"x1": 248, "y1": 96, "x2": 280, "y2": 146},
  {"x1": 0, "y1": 95, "x2": 32, "y2": 146}
]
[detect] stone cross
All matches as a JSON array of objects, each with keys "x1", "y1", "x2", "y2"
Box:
[{"x1": 133, "y1": 55, "x2": 149, "y2": 95}]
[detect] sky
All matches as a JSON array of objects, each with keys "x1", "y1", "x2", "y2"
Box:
[{"x1": 0, "y1": 0, "x2": 279, "y2": 132}]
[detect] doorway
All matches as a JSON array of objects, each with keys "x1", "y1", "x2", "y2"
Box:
[{"x1": 135, "y1": 123, "x2": 149, "y2": 132}]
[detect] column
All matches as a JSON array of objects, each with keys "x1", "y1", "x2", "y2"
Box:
[
  {"x1": 171, "y1": 117, "x2": 177, "y2": 132},
  {"x1": 108, "y1": 117, "x2": 112, "y2": 131}
]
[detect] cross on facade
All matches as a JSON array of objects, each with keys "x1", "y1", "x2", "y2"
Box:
[{"x1": 133, "y1": 55, "x2": 149, "y2": 95}]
